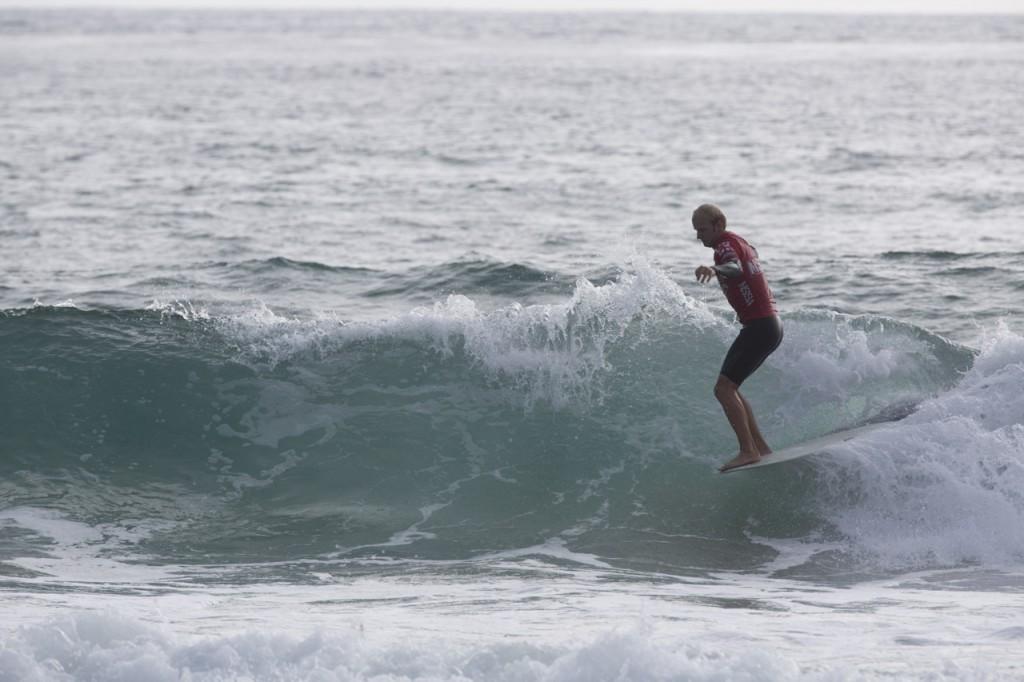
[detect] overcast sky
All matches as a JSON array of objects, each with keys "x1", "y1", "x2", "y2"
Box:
[{"x1": 2, "y1": 0, "x2": 1022, "y2": 12}]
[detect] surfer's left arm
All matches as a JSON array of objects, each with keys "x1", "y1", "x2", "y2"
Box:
[
  {"x1": 696, "y1": 261, "x2": 741, "y2": 283},
  {"x1": 713, "y1": 261, "x2": 742, "y2": 278}
]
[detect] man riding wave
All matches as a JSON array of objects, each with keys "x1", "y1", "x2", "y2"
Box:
[{"x1": 692, "y1": 203, "x2": 784, "y2": 472}]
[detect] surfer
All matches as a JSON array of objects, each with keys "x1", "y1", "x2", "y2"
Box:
[{"x1": 692, "y1": 204, "x2": 783, "y2": 472}]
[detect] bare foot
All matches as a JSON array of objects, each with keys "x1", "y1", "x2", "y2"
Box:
[{"x1": 718, "y1": 452, "x2": 762, "y2": 472}]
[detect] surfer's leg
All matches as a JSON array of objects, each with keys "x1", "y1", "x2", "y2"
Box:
[
  {"x1": 718, "y1": 317, "x2": 783, "y2": 465},
  {"x1": 714, "y1": 374, "x2": 761, "y2": 472},
  {"x1": 739, "y1": 392, "x2": 772, "y2": 456}
]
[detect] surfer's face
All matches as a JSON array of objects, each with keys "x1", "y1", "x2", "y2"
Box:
[{"x1": 693, "y1": 215, "x2": 723, "y2": 247}]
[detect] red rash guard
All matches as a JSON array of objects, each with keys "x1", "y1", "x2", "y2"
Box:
[{"x1": 713, "y1": 231, "x2": 777, "y2": 324}]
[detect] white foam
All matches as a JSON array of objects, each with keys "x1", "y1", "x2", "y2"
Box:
[
  {"x1": 816, "y1": 324, "x2": 1024, "y2": 569},
  {"x1": 202, "y1": 258, "x2": 717, "y2": 409},
  {"x1": 770, "y1": 312, "x2": 940, "y2": 403},
  {"x1": 30, "y1": 298, "x2": 81, "y2": 310},
  {"x1": 0, "y1": 611, "x2": 801, "y2": 682},
  {"x1": 146, "y1": 298, "x2": 211, "y2": 321},
  {"x1": 0, "y1": 507, "x2": 180, "y2": 583},
  {"x1": 477, "y1": 536, "x2": 614, "y2": 569},
  {"x1": 0, "y1": 507, "x2": 104, "y2": 548},
  {"x1": 0, "y1": 591, "x2": 1010, "y2": 682}
]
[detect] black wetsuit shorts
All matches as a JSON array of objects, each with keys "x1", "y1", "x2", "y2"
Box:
[{"x1": 720, "y1": 315, "x2": 783, "y2": 386}]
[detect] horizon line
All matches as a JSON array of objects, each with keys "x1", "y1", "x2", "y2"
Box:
[{"x1": 2, "y1": 5, "x2": 1023, "y2": 14}]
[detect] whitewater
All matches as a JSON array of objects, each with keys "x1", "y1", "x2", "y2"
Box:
[{"x1": 2, "y1": 9, "x2": 1024, "y2": 681}]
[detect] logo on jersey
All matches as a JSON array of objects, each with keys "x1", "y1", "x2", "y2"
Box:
[
  {"x1": 715, "y1": 242, "x2": 737, "y2": 262},
  {"x1": 739, "y1": 282, "x2": 754, "y2": 306}
]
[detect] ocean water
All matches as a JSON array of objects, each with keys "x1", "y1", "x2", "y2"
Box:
[{"x1": 2, "y1": 9, "x2": 1024, "y2": 680}]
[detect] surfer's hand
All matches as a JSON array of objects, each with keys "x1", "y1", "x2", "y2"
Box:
[{"x1": 695, "y1": 265, "x2": 716, "y2": 284}]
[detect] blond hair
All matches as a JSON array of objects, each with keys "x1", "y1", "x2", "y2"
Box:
[{"x1": 692, "y1": 204, "x2": 727, "y2": 229}]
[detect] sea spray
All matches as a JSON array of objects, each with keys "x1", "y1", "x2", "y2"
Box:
[{"x1": 812, "y1": 323, "x2": 1024, "y2": 569}]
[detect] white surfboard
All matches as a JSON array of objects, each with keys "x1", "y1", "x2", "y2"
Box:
[{"x1": 720, "y1": 420, "x2": 894, "y2": 474}]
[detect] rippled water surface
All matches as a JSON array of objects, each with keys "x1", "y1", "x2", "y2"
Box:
[{"x1": 3, "y1": 11, "x2": 1023, "y2": 338}]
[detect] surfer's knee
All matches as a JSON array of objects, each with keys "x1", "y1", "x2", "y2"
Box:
[{"x1": 714, "y1": 374, "x2": 738, "y2": 402}]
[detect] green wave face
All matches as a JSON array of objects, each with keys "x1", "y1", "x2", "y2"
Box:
[{"x1": 0, "y1": 299, "x2": 973, "y2": 575}]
